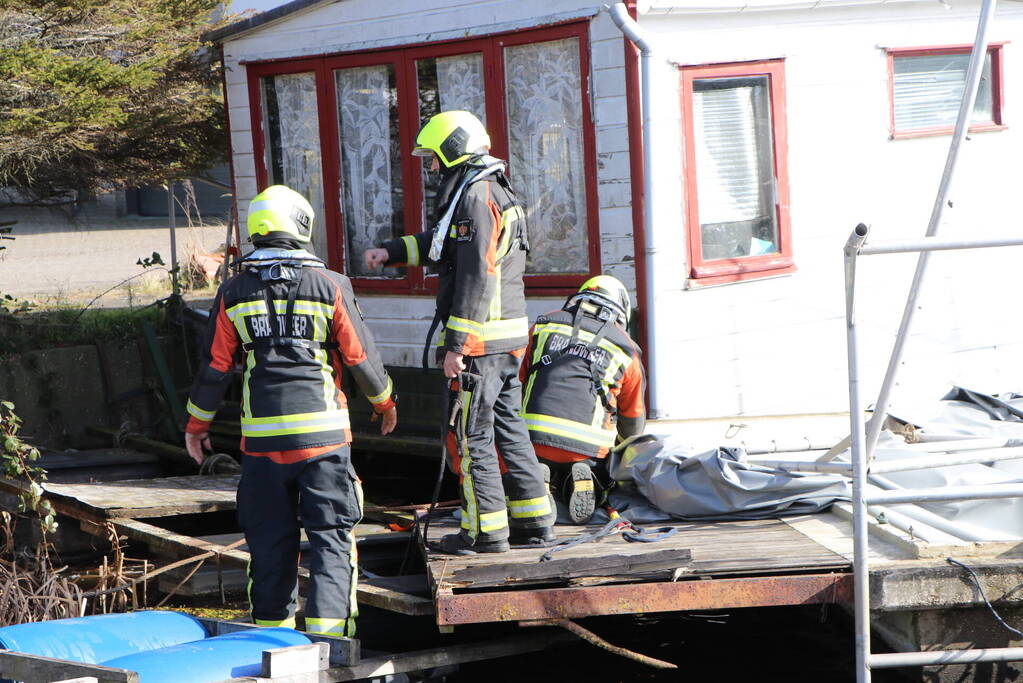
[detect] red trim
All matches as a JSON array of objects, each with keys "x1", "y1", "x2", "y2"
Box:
[
  {"x1": 679, "y1": 59, "x2": 794, "y2": 284},
  {"x1": 622, "y1": 0, "x2": 650, "y2": 377},
  {"x1": 886, "y1": 43, "x2": 1008, "y2": 139},
  {"x1": 245, "y1": 20, "x2": 600, "y2": 296}
]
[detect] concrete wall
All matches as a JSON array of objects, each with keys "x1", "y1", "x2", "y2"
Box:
[
  {"x1": 637, "y1": 0, "x2": 1023, "y2": 419},
  {"x1": 220, "y1": 0, "x2": 637, "y2": 368}
]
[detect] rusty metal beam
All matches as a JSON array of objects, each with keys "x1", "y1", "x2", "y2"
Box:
[{"x1": 436, "y1": 572, "x2": 852, "y2": 626}]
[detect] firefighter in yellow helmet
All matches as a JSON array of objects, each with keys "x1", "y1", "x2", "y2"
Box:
[
  {"x1": 520, "y1": 275, "x2": 646, "y2": 524},
  {"x1": 364, "y1": 111, "x2": 555, "y2": 554},
  {"x1": 185, "y1": 185, "x2": 398, "y2": 634}
]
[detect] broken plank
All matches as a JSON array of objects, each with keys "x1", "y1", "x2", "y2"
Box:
[
  {"x1": 98, "y1": 519, "x2": 433, "y2": 617},
  {"x1": 0, "y1": 651, "x2": 137, "y2": 683},
  {"x1": 448, "y1": 548, "x2": 692, "y2": 588}
]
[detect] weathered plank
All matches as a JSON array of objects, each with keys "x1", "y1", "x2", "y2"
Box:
[
  {"x1": 423, "y1": 516, "x2": 849, "y2": 596},
  {"x1": 448, "y1": 548, "x2": 692, "y2": 588},
  {"x1": 43, "y1": 474, "x2": 240, "y2": 518},
  {"x1": 0, "y1": 651, "x2": 137, "y2": 683}
]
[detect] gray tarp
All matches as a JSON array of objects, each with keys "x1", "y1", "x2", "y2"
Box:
[{"x1": 604, "y1": 435, "x2": 848, "y2": 522}]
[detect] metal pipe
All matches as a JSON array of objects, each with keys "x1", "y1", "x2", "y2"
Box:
[
  {"x1": 863, "y1": 0, "x2": 999, "y2": 458},
  {"x1": 865, "y1": 483, "x2": 1023, "y2": 506},
  {"x1": 743, "y1": 458, "x2": 853, "y2": 474},
  {"x1": 167, "y1": 180, "x2": 180, "y2": 297},
  {"x1": 870, "y1": 648, "x2": 1023, "y2": 668},
  {"x1": 843, "y1": 224, "x2": 871, "y2": 683},
  {"x1": 860, "y1": 234, "x2": 1023, "y2": 256},
  {"x1": 834, "y1": 500, "x2": 963, "y2": 545},
  {"x1": 868, "y1": 447, "x2": 1023, "y2": 474},
  {"x1": 864, "y1": 480, "x2": 993, "y2": 542},
  {"x1": 608, "y1": 3, "x2": 666, "y2": 418}
]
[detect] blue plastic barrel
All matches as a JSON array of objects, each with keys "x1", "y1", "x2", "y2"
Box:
[
  {"x1": 0, "y1": 611, "x2": 207, "y2": 664},
  {"x1": 100, "y1": 628, "x2": 312, "y2": 682}
]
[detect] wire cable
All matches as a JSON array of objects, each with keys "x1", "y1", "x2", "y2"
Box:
[{"x1": 947, "y1": 556, "x2": 1023, "y2": 639}]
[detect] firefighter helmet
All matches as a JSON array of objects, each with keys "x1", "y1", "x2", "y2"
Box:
[
  {"x1": 247, "y1": 185, "x2": 315, "y2": 244},
  {"x1": 576, "y1": 275, "x2": 631, "y2": 325},
  {"x1": 412, "y1": 111, "x2": 491, "y2": 168}
]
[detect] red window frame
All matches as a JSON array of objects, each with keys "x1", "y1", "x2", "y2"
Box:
[
  {"x1": 887, "y1": 43, "x2": 1007, "y2": 140},
  {"x1": 245, "y1": 20, "x2": 600, "y2": 296},
  {"x1": 679, "y1": 60, "x2": 794, "y2": 285}
]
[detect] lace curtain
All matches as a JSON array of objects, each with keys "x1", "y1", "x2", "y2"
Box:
[
  {"x1": 261, "y1": 73, "x2": 327, "y2": 260},
  {"x1": 504, "y1": 38, "x2": 588, "y2": 274},
  {"x1": 436, "y1": 54, "x2": 486, "y2": 118},
  {"x1": 335, "y1": 64, "x2": 403, "y2": 277}
]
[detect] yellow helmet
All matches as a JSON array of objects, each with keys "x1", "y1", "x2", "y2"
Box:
[
  {"x1": 247, "y1": 185, "x2": 314, "y2": 243},
  {"x1": 412, "y1": 111, "x2": 491, "y2": 168},
  {"x1": 577, "y1": 275, "x2": 632, "y2": 324}
]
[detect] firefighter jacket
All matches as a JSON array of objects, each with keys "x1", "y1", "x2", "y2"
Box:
[
  {"x1": 381, "y1": 162, "x2": 528, "y2": 357},
  {"x1": 185, "y1": 249, "x2": 395, "y2": 455},
  {"x1": 519, "y1": 303, "x2": 646, "y2": 460}
]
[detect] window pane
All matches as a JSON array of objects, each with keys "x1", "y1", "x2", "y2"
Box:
[
  {"x1": 893, "y1": 52, "x2": 993, "y2": 131},
  {"x1": 416, "y1": 53, "x2": 485, "y2": 225},
  {"x1": 260, "y1": 73, "x2": 327, "y2": 260},
  {"x1": 505, "y1": 37, "x2": 588, "y2": 274},
  {"x1": 335, "y1": 64, "x2": 404, "y2": 278},
  {"x1": 692, "y1": 76, "x2": 779, "y2": 261}
]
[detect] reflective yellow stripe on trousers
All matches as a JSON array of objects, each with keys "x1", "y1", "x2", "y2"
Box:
[{"x1": 507, "y1": 495, "x2": 551, "y2": 519}]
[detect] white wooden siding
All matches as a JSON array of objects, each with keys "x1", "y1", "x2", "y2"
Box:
[
  {"x1": 640, "y1": 1, "x2": 1023, "y2": 419},
  {"x1": 221, "y1": 0, "x2": 636, "y2": 367}
]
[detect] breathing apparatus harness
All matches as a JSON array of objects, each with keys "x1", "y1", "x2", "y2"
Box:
[
  {"x1": 528, "y1": 292, "x2": 628, "y2": 415},
  {"x1": 237, "y1": 248, "x2": 337, "y2": 354},
  {"x1": 420, "y1": 155, "x2": 530, "y2": 370}
]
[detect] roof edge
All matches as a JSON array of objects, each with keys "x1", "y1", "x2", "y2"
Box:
[{"x1": 205, "y1": 0, "x2": 335, "y2": 43}]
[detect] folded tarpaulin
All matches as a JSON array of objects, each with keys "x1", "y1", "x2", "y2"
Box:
[
  {"x1": 887, "y1": 386, "x2": 1023, "y2": 441},
  {"x1": 607, "y1": 435, "x2": 848, "y2": 521}
]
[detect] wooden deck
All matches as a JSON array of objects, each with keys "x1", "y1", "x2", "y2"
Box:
[{"x1": 421, "y1": 515, "x2": 853, "y2": 626}]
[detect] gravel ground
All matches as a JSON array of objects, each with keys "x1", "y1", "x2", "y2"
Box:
[{"x1": 0, "y1": 198, "x2": 228, "y2": 305}]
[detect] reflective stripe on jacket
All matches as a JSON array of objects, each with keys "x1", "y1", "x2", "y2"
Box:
[
  {"x1": 186, "y1": 258, "x2": 393, "y2": 453},
  {"x1": 519, "y1": 308, "x2": 646, "y2": 460},
  {"x1": 383, "y1": 170, "x2": 528, "y2": 356}
]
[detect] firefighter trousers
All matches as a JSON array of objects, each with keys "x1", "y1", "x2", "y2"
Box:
[
  {"x1": 456, "y1": 353, "x2": 554, "y2": 544},
  {"x1": 237, "y1": 445, "x2": 363, "y2": 637}
]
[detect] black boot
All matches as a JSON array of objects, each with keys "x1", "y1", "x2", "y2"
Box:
[
  {"x1": 431, "y1": 531, "x2": 509, "y2": 556},
  {"x1": 566, "y1": 462, "x2": 596, "y2": 525},
  {"x1": 509, "y1": 525, "x2": 557, "y2": 548}
]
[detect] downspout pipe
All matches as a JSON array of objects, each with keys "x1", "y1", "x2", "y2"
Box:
[{"x1": 608, "y1": 2, "x2": 666, "y2": 418}]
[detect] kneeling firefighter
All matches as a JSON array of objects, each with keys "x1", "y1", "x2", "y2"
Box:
[
  {"x1": 520, "y1": 275, "x2": 647, "y2": 524},
  {"x1": 363, "y1": 110, "x2": 555, "y2": 554},
  {"x1": 184, "y1": 185, "x2": 398, "y2": 635}
]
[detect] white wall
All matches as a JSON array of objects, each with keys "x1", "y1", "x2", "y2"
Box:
[
  {"x1": 221, "y1": 0, "x2": 637, "y2": 367},
  {"x1": 640, "y1": 1, "x2": 1023, "y2": 419}
]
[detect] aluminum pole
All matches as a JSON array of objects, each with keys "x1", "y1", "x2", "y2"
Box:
[
  {"x1": 860, "y1": 234, "x2": 1023, "y2": 256},
  {"x1": 865, "y1": 483, "x2": 1023, "y2": 506},
  {"x1": 863, "y1": 0, "x2": 999, "y2": 457},
  {"x1": 844, "y1": 224, "x2": 871, "y2": 683},
  {"x1": 871, "y1": 648, "x2": 1023, "y2": 668}
]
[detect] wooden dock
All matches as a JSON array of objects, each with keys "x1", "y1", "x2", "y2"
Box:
[{"x1": 10, "y1": 466, "x2": 1023, "y2": 636}]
